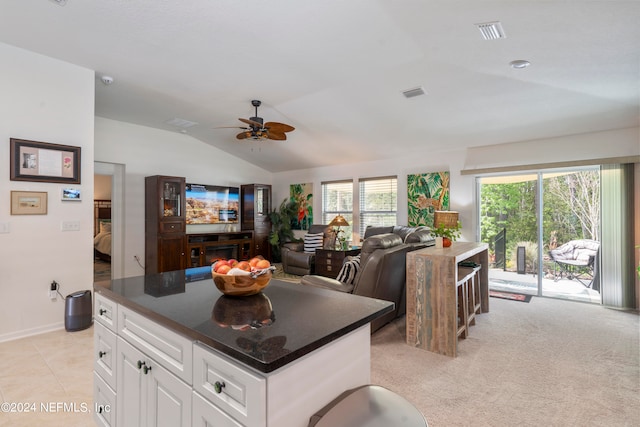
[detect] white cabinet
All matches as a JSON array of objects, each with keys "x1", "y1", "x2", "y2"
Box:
[
  {"x1": 94, "y1": 291, "x2": 373, "y2": 427},
  {"x1": 94, "y1": 293, "x2": 118, "y2": 427},
  {"x1": 117, "y1": 338, "x2": 192, "y2": 427},
  {"x1": 193, "y1": 344, "x2": 266, "y2": 426}
]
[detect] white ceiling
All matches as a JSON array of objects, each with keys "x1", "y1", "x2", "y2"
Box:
[{"x1": 2, "y1": 0, "x2": 639, "y2": 172}]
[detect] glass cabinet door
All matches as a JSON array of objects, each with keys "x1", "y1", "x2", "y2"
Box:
[{"x1": 162, "y1": 181, "x2": 182, "y2": 217}]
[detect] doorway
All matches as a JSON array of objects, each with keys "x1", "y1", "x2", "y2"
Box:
[
  {"x1": 94, "y1": 161, "x2": 125, "y2": 281},
  {"x1": 478, "y1": 167, "x2": 601, "y2": 304}
]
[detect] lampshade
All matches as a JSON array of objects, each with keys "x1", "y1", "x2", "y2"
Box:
[
  {"x1": 328, "y1": 215, "x2": 349, "y2": 228},
  {"x1": 433, "y1": 211, "x2": 459, "y2": 228}
]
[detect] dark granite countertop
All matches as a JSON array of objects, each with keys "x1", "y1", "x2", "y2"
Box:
[{"x1": 94, "y1": 267, "x2": 394, "y2": 373}]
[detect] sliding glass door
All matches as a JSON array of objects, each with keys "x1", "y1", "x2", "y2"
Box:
[{"x1": 478, "y1": 167, "x2": 601, "y2": 303}]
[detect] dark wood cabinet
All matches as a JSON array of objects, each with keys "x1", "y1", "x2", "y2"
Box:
[
  {"x1": 241, "y1": 184, "x2": 272, "y2": 260},
  {"x1": 145, "y1": 175, "x2": 187, "y2": 274},
  {"x1": 315, "y1": 249, "x2": 361, "y2": 279}
]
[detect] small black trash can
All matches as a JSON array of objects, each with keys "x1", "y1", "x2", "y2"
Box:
[{"x1": 65, "y1": 290, "x2": 93, "y2": 331}]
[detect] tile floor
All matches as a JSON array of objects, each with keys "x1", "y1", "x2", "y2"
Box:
[{"x1": 0, "y1": 326, "x2": 94, "y2": 426}]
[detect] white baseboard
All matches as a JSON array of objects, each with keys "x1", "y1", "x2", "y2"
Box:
[{"x1": 0, "y1": 322, "x2": 65, "y2": 343}]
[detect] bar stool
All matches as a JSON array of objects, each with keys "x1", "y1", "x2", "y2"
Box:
[
  {"x1": 456, "y1": 280, "x2": 469, "y2": 339},
  {"x1": 308, "y1": 385, "x2": 428, "y2": 427}
]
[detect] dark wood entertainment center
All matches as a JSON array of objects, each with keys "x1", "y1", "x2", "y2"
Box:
[{"x1": 145, "y1": 175, "x2": 271, "y2": 274}]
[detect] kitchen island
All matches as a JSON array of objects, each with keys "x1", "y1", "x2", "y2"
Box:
[{"x1": 93, "y1": 267, "x2": 393, "y2": 427}]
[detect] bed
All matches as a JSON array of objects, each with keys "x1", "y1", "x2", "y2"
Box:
[{"x1": 94, "y1": 200, "x2": 112, "y2": 262}]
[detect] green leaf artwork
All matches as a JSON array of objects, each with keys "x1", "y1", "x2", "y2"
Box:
[{"x1": 407, "y1": 172, "x2": 450, "y2": 227}]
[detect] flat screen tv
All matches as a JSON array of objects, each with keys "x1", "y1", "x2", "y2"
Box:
[{"x1": 185, "y1": 183, "x2": 239, "y2": 225}]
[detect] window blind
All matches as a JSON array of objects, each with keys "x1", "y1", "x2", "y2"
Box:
[
  {"x1": 322, "y1": 180, "x2": 353, "y2": 238},
  {"x1": 358, "y1": 176, "x2": 397, "y2": 237}
]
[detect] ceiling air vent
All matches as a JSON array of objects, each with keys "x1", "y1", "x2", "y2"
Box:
[
  {"x1": 402, "y1": 86, "x2": 426, "y2": 99},
  {"x1": 165, "y1": 118, "x2": 198, "y2": 128},
  {"x1": 475, "y1": 21, "x2": 506, "y2": 40}
]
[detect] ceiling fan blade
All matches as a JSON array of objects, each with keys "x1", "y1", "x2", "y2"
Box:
[
  {"x1": 215, "y1": 125, "x2": 249, "y2": 129},
  {"x1": 264, "y1": 122, "x2": 295, "y2": 133},
  {"x1": 236, "y1": 131, "x2": 250, "y2": 140},
  {"x1": 267, "y1": 132, "x2": 287, "y2": 141},
  {"x1": 239, "y1": 118, "x2": 263, "y2": 128}
]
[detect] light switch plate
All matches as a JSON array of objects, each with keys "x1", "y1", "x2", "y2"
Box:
[
  {"x1": 0, "y1": 222, "x2": 9, "y2": 233},
  {"x1": 61, "y1": 221, "x2": 80, "y2": 231}
]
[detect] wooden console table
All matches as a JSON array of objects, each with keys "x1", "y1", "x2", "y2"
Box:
[{"x1": 406, "y1": 242, "x2": 489, "y2": 357}]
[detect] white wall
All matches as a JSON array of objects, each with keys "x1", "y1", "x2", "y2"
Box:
[
  {"x1": 0, "y1": 43, "x2": 95, "y2": 341},
  {"x1": 94, "y1": 117, "x2": 272, "y2": 278}
]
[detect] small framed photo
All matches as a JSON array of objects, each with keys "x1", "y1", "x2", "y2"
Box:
[
  {"x1": 62, "y1": 187, "x2": 82, "y2": 201},
  {"x1": 11, "y1": 191, "x2": 48, "y2": 215}
]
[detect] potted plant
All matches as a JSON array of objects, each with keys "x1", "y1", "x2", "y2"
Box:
[
  {"x1": 268, "y1": 198, "x2": 299, "y2": 262},
  {"x1": 432, "y1": 221, "x2": 461, "y2": 248}
]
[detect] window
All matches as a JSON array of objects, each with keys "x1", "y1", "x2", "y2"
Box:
[
  {"x1": 322, "y1": 180, "x2": 353, "y2": 239},
  {"x1": 359, "y1": 176, "x2": 397, "y2": 237}
]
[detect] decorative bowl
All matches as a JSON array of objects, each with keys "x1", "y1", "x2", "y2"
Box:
[{"x1": 211, "y1": 269, "x2": 273, "y2": 296}]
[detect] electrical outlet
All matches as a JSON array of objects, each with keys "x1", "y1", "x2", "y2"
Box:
[{"x1": 49, "y1": 281, "x2": 58, "y2": 300}]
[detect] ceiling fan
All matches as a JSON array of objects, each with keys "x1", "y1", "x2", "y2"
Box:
[{"x1": 221, "y1": 100, "x2": 295, "y2": 141}]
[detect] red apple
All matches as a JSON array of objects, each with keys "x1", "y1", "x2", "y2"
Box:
[{"x1": 236, "y1": 261, "x2": 251, "y2": 272}]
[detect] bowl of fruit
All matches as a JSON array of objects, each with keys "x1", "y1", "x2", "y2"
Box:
[{"x1": 211, "y1": 257, "x2": 275, "y2": 296}]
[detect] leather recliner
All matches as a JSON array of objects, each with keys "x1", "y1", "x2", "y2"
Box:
[
  {"x1": 301, "y1": 228, "x2": 433, "y2": 332},
  {"x1": 281, "y1": 224, "x2": 334, "y2": 276}
]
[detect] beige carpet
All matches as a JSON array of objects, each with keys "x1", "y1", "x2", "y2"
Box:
[{"x1": 371, "y1": 297, "x2": 640, "y2": 427}]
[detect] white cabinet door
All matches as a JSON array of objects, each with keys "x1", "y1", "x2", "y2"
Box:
[
  {"x1": 146, "y1": 358, "x2": 192, "y2": 427},
  {"x1": 117, "y1": 337, "x2": 145, "y2": 427},
  {"x1": 116, "y1": 336, "x2": 192, "y2": 427}
]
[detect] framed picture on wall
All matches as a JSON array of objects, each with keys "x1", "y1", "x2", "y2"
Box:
[
  {"x1": 11, "y1": 191, "x2": 48, "y2": 215},
  {"x1": 61, "y1": 187, "x2": 82, "y2": 201},
  {"x1": 10, "y1": 138, "x2": 81, "y2": 184}
]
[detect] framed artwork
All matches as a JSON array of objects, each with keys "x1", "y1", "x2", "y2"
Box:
[
  {"x1": 11, "y1": 191, "x2": 48, "y2": 215},
  {"x1": 10, "y1": 138, "x2": 81, "y2": 184},
  {"x1": 407, "y1": 172, "x2": 450, "y2": 227},
  {"x1": 290, "y1": 183, "x2": 313, "y2": 230},
  {"x1": 62, "y1": 187, "x2": 82, "y2": 201}
]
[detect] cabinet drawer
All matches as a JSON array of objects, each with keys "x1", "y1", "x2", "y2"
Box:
[
  {"x1": 94, "y1": 322, "x2": 117, "y2": 390},
  {"x1": 93, "y1": 372, "x2": 116, "y2": 427},
  {"x1": 119, "y1": 306, "x2": 193, "y2": 384},
  {"x1": 95, "y1": 293, "x2": 118, "y2": 332},
  {"x1": 160, "y1": 221, "x2": 185, "y2": 233},
  {"x1": 193, "y1": 343, "x2": 266, "y2": 427},
  {"x1": 193, "y1": 391, "x2": 243, "y2": 427}
]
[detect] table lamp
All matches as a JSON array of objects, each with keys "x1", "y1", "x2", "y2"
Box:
[{"x1": 328, "y1": 215, "x2": 350, "y2": 250}]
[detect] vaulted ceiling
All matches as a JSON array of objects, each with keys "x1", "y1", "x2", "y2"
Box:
[{"x1": 2, "y1": 1, "x2": 638, "y2": 172}]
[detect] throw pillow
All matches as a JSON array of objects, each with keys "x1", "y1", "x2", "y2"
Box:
[
  {"x1": 303, "y1": 232, "x2": 324, "y2": 253},
  {"x1": 99, "y1": 220, "x2": 112, "y2": 234},
  {"x1": 336, "y1": 255, "x2": 361, "y2": 285}
]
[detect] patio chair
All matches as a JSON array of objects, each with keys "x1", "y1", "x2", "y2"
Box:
[{"x1": 548, "y1": 239, "x2": 599, "y2": 288}]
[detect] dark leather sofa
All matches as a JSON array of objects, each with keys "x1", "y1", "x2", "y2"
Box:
[
  {"x1": 280, "y1": 224, "x2": 334, "y2": 276},
  {"x1": 301, "y1": 225, "x2": 434, "y2": 332}
]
